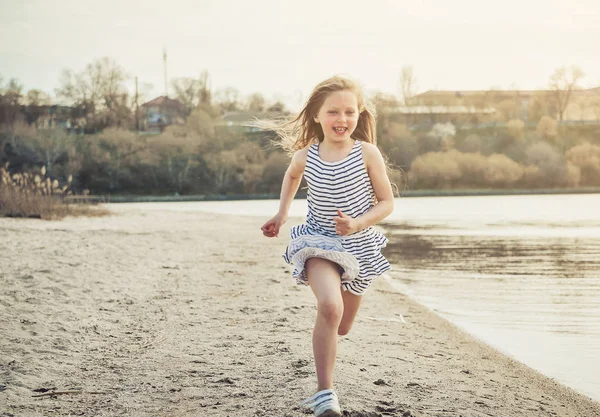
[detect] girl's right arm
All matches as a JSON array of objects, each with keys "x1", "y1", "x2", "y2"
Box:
[{"x1": 261, "y1": 149, "x2": 308, "y2": 238}]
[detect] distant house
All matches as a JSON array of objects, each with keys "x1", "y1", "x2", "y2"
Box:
[
  {"x1": 140, "y1": 96, "x2": 186, "y2": 132},
  {"x1": 26, "y1": 105, "x2": 78, "y2": 130},
  {"x1": 411, "y1": 87, "x2": 600, "y2": 123},
  {"x1": 390, "y1": 105, "x2": 497, "y2": 126}
]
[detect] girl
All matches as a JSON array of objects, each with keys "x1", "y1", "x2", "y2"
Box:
[{"x1": 260, "y1": 75, "x2": 395, "y2": 417}]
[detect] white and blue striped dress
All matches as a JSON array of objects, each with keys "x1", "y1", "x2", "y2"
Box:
[{"x1": 283, "y1": 140, "x2": 391, "y2": 295}]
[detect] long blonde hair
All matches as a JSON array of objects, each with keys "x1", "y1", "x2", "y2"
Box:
[
  {"x1": 257, "y1": 75, "x2": 377, "y2": 155},
  {"x1": 252, "y1": 75, "x2": 403, "y2": 195}
]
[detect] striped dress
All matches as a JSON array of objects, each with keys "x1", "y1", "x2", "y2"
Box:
[{"x1": 283, "y1": 140, "x2": 391, "y2": 295}]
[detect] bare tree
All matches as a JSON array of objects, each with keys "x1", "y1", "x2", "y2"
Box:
[
  {"x1": 57, "y1": 58, "x2": 128, "y2": 109},
  {"x1": 171, "y1": 70, "x2": 212, "y2": 115},
  {"x1": 247, "y1": 93, "x2": 266, "y2": 112},
  {"x1": 198, "y1": 70, "x2": 211, "y2": 105},
  {"x1": 215, "y1": 87, "x2": 241, "y2": 112},
  {"x1": 24, "y1": 89, "x2": 52, "y2": 126},
  {"x1": 266, "y1": 101, "x2": 286, "y2": 113},
  {"x1": 0, "y1": 77, "x2": 24, "y2": 126},
  {"x1": 527, "y1": 93, "x2": 550, "y2": 123},
  {"x1": 548, "y1": 66, "x2": 584, "y2": 122},
  {"x1": 25, "y1": 89, "x2": 51, "y2": 106},
  {"x1": 56, "y1": 57, "x2": 131, "y2": 129},
  {"x1": 172, "y1": 77, "x2": 201, "y2": 115},
  {"x1": 398, "y1": 66, "x2": 418, "y2": 105},
  {"x1": 29, "y1": 129, "x2": 71, "y2": 176}
]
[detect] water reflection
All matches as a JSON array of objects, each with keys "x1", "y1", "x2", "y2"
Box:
[
  {"x1": 383, "y1": 230, "x2": 600, "y2": 279},
  {"x1": 383, "y1": 223, "x2": 600, "y2": 401}
]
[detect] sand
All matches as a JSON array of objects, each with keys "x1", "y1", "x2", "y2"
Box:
[{"x1": 1, "y1": 204, "x2": 599, "y2": 417}]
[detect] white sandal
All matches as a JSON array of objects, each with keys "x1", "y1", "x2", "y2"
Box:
[{"x1": 300, "y1": 389, "x2": 342, "y2": 417}]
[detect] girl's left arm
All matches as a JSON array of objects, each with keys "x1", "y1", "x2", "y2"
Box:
[{"x1": 356, "y1": 143, "x2": 395, "y2": 229}]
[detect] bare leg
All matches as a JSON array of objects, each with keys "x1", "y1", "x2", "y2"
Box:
[
  {"x1": 306, "y1": 258, "x2": 344, "y2": 391},
  {"x1": 338, "y1": 290, "x2": 362, "y2": 336}
]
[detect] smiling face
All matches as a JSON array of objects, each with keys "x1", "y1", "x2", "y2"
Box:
[{"x1": 314, "y1": 90, "x2": 359, "y2": 144}]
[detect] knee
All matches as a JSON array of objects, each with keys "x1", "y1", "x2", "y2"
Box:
[
  {"x1": 317, "y1": 299, "x2": 343, "y2": 325},
  {"x1": 337, "y1": 324, "x2": 352, "y2": 336}
]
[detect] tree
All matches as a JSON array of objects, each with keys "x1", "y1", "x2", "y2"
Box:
[
  {"x1": 247, "y1": 93, "x2": 266, "y2": 112},
  {"x1": 0, "y1": 77, "x2": 24, "y2": 126},
  {"x1": 525, "y1": 142, "x2": 567, "y2": 186},
  {"x1": 536, "y1": 116, "x2": 558, "y2": 141},
  {"x1": 398, "y1": 66, "x2": 418, "y2": 105},
  {"x1": 214, "y1": 87, "x2": 241, "y2": 112},
  {"x1": 23, "y1": 89, "x2": 52, "y2": 126},
  {"x1": 185, "y1": 108, "x2": 216, "y2": 141},
  {"x1": 25, "y1": 89, "x2": 51, "y2": 106},
  {"x1": 56, "y1": 57, "x2": 132, "y2": 130},
  {"x1": 87, "y1": 128, "x2": 145, "y2": 191},
  {"x1": 566, "y1": 142, "x2": 600, "y2": 186},
  {"x1": 172, "y1": 77, "x2": 202, "y2": 116},
  {"x1": 171, "y1": 70, "x2": 211, "y2": 115},
  {"x1": 548, "y1": 66, "x2": 584, "y2": 121},
  {"x1": 483, "y1": 154, "x2": 524, "y2": 186},
  {"x1": 527, "y1": 93, "x2": 550, "y2": 122},
  {"x1": 197, "y1": 70, "x2": 211, "y2": 106},
  {"x1": 507, "y1": 119, "x2": 525, "y2": 141},
  {"x1": 147, "y1": 130, "x2": 200, "y2": 193},
  {"x1": 29, "y1": 129, "x2": 72, "y2": 177},
  {"x1": 266, "y1": 101, "x2": 286, "y2": 113},
  {"x1": 495, "y1": 99, "x2": 519, "y2": 122},
  {"x1": 409, "y1": 151, "x2": 461, "y2": 188},
  {"x1": 206, "y1": 142, "x2": 265, "y2": 193}
]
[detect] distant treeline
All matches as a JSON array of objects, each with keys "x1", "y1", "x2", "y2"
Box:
[
  {"x1": 1, "y1": 59, "x2": 600, "y2": 196},
  {"x1": 2, "y1": 108, "x2": 600, "y2": 197}
]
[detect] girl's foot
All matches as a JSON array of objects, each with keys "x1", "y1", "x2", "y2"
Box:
[{"x1": 300, "y1": 389, "x2": 342, "y2": 417}]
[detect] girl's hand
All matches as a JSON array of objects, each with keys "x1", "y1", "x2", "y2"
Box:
[
  {"x1": 261, "y1": 213, "x2": 287, "y2": 238},
  {"x1": 333, "y1": 210, "x2": 360, "y2": 236}
]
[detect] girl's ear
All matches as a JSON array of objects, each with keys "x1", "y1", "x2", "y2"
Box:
[{"x1": 314, "y1": 117, "x2": 319, "y2": 124}]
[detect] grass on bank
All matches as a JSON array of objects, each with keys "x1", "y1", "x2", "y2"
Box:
[{"x1": 0, "y1": 163, "x2": 109, "y2": 220}]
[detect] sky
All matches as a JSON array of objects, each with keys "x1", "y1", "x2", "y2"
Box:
[{"x1": 1, "y1": 0, "x2": 599, "y2": 109}]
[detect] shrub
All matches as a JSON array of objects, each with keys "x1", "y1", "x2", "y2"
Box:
[
  {"x1": 525, "y1": 142, "x2": 568, "y2": 187},
  {"x1": 566, "y1": 142, "x2": 600, "y2": 186},
  {"x1": 0, "y1": 163, "x2": 106, "y2": 219},
  {"x1": 536, "y1": 116, "x2": 558, "y2": 140},
  {"x1": 483, "y1": 154, "x2": 524, "y2": 186},
  {"x1": 507, "y1": 119, "x2": 525, "y2": 141}
]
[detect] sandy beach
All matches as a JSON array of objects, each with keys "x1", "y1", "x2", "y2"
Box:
[{"x1": 1, "y1": 204, "x2": 599, "y2": 417}]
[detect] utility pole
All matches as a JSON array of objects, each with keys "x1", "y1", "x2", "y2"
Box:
[
  {"x1": 135, "y1": 76, "x2": 139, "y2": 132},
  {"x1": 163, "y1": 47, "x2": 168, "y2": 98}
]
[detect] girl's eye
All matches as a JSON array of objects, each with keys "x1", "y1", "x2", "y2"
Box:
[
  {"x1": 346, "y1": 111, "x2": 355, "y2": 115},
  {"x1": 328, "y1": 111, "x2": 337, "y2": 114}
]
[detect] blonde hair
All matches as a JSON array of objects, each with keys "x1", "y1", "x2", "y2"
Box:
[
  {"x1": 257, "y1": 75, "x2": 377, "y2": 155},
  {"x1": 252, "y1": 75, "x2": 404, "y2": 196}
]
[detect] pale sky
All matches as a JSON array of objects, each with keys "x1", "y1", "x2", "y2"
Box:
[{"x1": 1, "y1": 0, "x2": 599, "y2": 109}]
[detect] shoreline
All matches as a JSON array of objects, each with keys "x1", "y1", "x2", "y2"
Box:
[
  {"x1": 1, "y1": 207, "x2": 599, "y2": 416},
  {"x1": 380, "y1": 273, "x2": 596, "y2": 402},
  {"x1": 65, "y1": 186, "x2": 600, "y2": 204}
]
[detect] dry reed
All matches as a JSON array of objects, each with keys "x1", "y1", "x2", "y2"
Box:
[{"x1": 0, "y1": 163, "x2": 108, "y2": 219}]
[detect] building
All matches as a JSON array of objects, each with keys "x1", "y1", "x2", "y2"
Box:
[
  {"x1": 140, "y1": 96, "x2": 186, "y2": 132},
  {"x1": 411, "y1": 87, "x2": 600, "y2": 123},
  {"x1": 390, "y1": 105, "x2": 497, "y2": 126}
]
